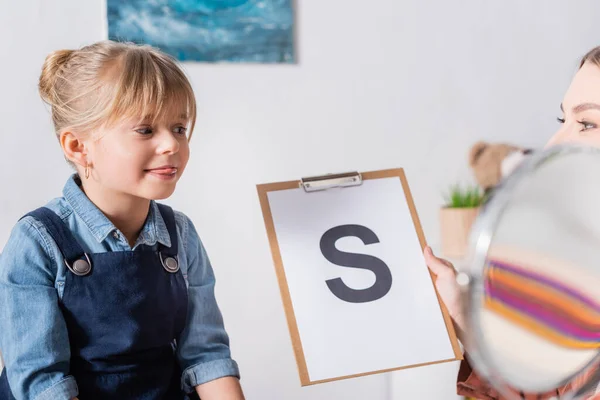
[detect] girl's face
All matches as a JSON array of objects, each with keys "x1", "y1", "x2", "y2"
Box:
[
  {"x1": 84, "y1": 112, "x2": 190, "y2": 201},
  {"x1": 546, "y1": 62, "x2": 600, "y2": 148}
]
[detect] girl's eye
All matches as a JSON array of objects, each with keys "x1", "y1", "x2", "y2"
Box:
[
  {"x1": 135, "y1": 127, "x2": 153, "y2": 135},
  {"x1": 557, "y1": 117, "x2": 565, "y2": 124},
  {"x1": 173, "y1": 126, "x2": 187, "y2": 135}
]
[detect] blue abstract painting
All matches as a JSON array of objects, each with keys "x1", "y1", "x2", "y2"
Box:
[{"x1": 107, "y1": 0, "x2": 295, "y2": 63}]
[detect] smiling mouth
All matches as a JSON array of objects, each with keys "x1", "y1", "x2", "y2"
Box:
[{"x1": 145, "y1": 167, "x2": 178, "y2": 175}]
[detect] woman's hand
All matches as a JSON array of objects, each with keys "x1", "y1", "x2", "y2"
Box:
[{"x1": 423, "y1": 246, "x2": 465, "y2": 335}]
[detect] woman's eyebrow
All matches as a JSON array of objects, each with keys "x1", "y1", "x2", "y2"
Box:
[
  {"x1": 559, "y1": 103, "x2": 600, "y2": 113},
  {"x1": 573, "y1": 103, "x2": 600, "y2": 113}
]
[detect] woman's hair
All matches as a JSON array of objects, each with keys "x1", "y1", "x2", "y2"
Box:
[
  {"x1": 38, "y1": 40, "x2": 197, "y2": 145},
  {"x1": 580, "y1": 46, "x2": 600, "y2": 69}
]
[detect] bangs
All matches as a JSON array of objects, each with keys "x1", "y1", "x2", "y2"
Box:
[
  {"x1": 581, "y1": 46, "x2": 600, "y2": 69},
  {"x1": 104, "y1": 48, "x2": 197, "y2": 138}
]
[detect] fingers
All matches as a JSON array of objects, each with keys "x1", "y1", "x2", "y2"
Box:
[{"x1": 424, "y1": 246, "x2": 455, "y2": 276}]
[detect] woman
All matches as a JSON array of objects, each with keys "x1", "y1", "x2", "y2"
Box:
[{"x1": 425, "y1": 45, "x2": 600, "y2": 400}]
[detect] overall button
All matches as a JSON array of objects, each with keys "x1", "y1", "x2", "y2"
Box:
[
  {"x1": 73, "y1": 260, "x2": 92, "y2": 275},
  {"x1": 160, "y1": 253, "x2": 179, "y2": 273},
  {"x1": 73, "y1": 259, "x2": 91, "y2": 275},
  {"x1": 65, "y1": 254, "x2": 92, "y2": 276}
]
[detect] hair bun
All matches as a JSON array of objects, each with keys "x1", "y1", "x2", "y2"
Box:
[{"x1": 38, "y1": 49, "x2": 74, "y2": 105}]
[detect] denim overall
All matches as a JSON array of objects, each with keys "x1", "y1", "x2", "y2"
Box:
[{"x1": 0, "y1": 204, "x2": 193, "y2": 399}]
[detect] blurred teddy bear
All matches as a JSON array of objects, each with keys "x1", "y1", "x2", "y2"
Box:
[{"x1": 468, "y1": 141, "x2": 534, "y2": 194}]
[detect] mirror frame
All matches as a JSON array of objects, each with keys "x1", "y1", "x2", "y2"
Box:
[{"x1": 457, "y1": 143, "x2": 600, "y2": 399}]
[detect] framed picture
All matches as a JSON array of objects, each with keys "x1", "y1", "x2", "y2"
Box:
[{"x1": 106, "y1": 0, "x2": 295, "y2": 63}]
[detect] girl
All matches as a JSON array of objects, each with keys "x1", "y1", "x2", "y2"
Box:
[
  {"x1": 0, "y1": 40, "x2": 245, "y2": 400},
  {"x1": 425, "y1": 45, "x2": 600, "y2": 399}
]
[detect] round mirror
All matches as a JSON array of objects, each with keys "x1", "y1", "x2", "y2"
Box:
[{"x1": 460, "y1": 144, "x2": 600, "y2": 399}]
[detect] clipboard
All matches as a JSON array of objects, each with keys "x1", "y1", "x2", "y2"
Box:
[{"x1": 256, "y1": 168, "x2": 463, "y2": 386}]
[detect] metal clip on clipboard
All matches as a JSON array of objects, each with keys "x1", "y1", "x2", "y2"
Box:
[{"x1": 300, "y1": 171, "x2": 363, "y2": 193}]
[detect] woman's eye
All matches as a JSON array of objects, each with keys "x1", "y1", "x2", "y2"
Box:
[
  {"x1": 135, "y1": 127, "x2": 153, "y2": 135},
  {"x1": 557, "y1": 117, "x2": 565, "y2": 124},
  {"x1": 578, "y1": 120, "x2": 597, "y2": 131}
]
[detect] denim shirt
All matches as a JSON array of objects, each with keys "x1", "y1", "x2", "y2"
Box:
[{"x1": 0, "y1": 174, "x2": 240, "y2": 400}]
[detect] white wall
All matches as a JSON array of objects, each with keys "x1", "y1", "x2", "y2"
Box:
[{"x1": 1, "y1": 0, "x2": 600, "y2": 399}]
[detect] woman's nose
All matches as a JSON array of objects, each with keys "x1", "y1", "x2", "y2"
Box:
[{"x1": 544, "y1": 127, "x2": 570, "y2": 149}]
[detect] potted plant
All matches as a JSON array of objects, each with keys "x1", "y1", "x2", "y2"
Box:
[{"x1": 439, "y1": 183, "x2": 484, "y2": 259}]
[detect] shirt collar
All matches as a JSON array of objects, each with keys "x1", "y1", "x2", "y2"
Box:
[
  {"x1": 137, "y1": 202, "x2": 172, "y2": 248},
  {"x1": 62, "y1": 174, "x2": 171, "y2": 247}
]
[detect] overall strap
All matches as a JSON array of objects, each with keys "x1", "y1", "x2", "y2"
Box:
[
  {"x1": 156, "y1": 204, "x2": 178, "y2": 258},
  {"x1": 21, "y1": 207, "x2": 86, "y2": 264}
]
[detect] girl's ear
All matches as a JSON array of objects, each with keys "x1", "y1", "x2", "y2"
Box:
[{"x1": 60, "y1": 130, "x2": 89, "y2": 168}]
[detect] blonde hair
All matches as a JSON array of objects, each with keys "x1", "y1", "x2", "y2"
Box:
[
  {"x1": 580, "y1": 46, "x2": 600, "y2": 69},
  {"x1": 38, "y1": 40, "x2": 197, "y2": 147}
]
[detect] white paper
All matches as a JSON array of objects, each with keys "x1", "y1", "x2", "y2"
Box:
[{"x1": 267, "y1": 177, "x2": 455, "y2": 382}]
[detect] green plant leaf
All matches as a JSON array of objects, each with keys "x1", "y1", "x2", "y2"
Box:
[{"x1": 443, "y1": 183, "x2": 484, "y2": 208}]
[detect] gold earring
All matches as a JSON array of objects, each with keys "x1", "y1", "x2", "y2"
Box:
[{"x1": 85, "y1": 164, "x2": 90, "y2": 179}]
